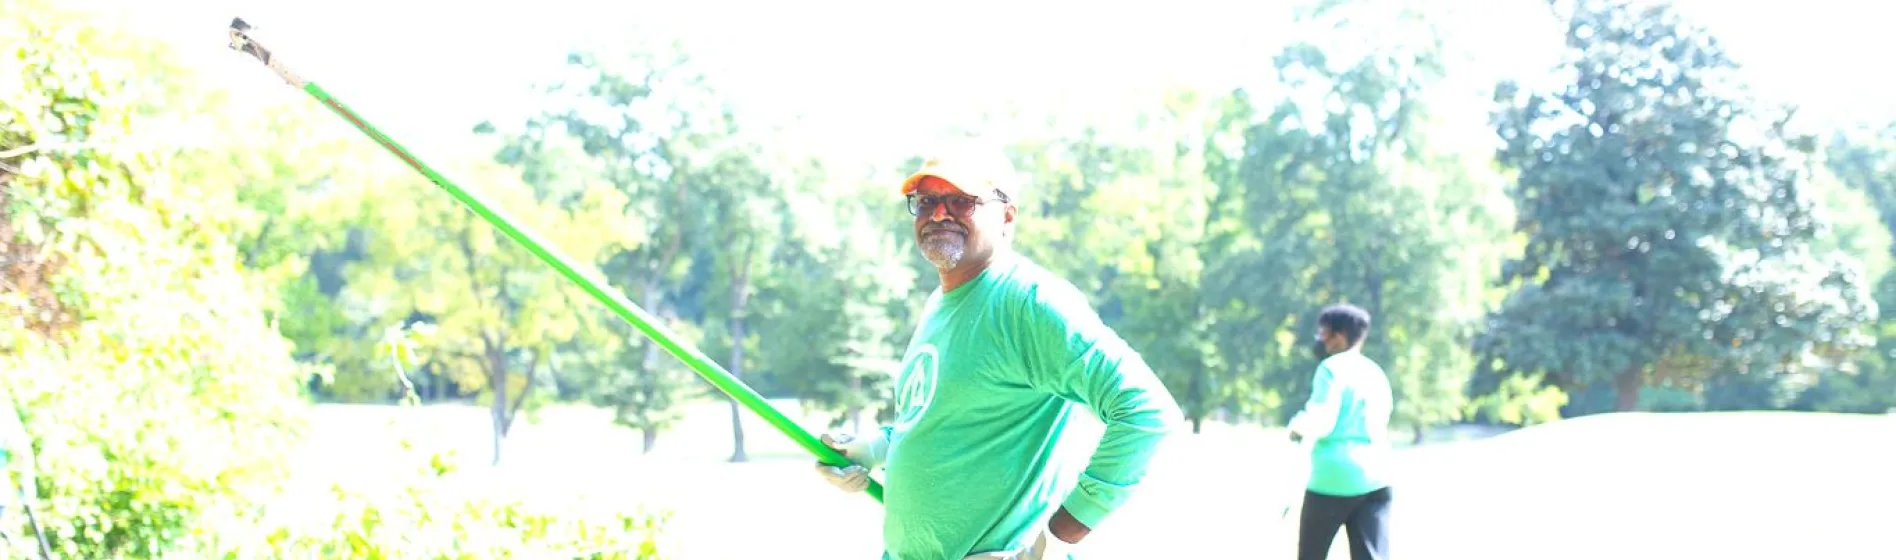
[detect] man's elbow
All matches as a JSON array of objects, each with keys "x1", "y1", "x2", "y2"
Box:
[
  {"x1": 1129, "y1": 395, "x2": 1187, "y2": 449},
  {"x1": 1154, "y1": 393, "x2": 1187, "y2": 435},
  {"x1": 1086, "y1": 403, "x2": 1183, "y2": 461},
  {"x1": 1120, "y1": 371, "x2": 1185, "y2": 434},
  {"x1": 1102, "y1": 396, "x2": 1182, "y2": 434}
]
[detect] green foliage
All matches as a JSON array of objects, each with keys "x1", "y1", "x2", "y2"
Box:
[
  {"x1": 1466, "y1": 372, "x2": 1569, "y2": 426},
  {"x1": 171, "y1": 104, "x2": 380, "y2": 400},
  {"x1": 207, "y1": 444, "x2": 671, "y2": 560},
  {"x1": 2, "y1": 5, "x2": 677, "y2": 558},
  {"x1": 691, "y1": 137, "x2": 793, "y2": 462},
  {"x1": 342, "y1": 152, "x2": 599, "y2": 464},
  {"x1": 756, "y1": 165, "x2": 915, "y2": 430},
  {"x1": 2, "y1": 2, "x2": 310, "y2": 555},
  {"x1": 1795, "y1": 124, "x2": 1896, "y2": 414},
  {"x1": 1827, "y1": 123, "x2": 1896, "y2": 251},
  {"x1": 1481, "y1": 0, "x2": 1876, "y2": 413},
  {"x1": 12, "y1": 0, "x2": 1896, "y2": 554},
  {"x1": 1201, "y1": 1, "x2": 1509, "y2": 432},
  {"x1": 478, "y1": 44, "x2": 722, "y2": 453},
  {"x1": 1000, "y1": 91, "x2": 1232, "y2": 430}
]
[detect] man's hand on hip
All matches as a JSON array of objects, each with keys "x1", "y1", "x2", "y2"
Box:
[
  {"x1": 811, "y1": 431, "x2": 888, "y2": 493},
  {"x1": 960, "y1": 526, "x2": 1072, "y2": 560},
  {"x1": 1046, "y1": 506, "x2": 1090, "y2": 544},
  {"x1": 961, "y1": 508, "x2": 1086, "y2": 560}
]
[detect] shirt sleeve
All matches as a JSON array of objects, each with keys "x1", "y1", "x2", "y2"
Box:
[
  {"x1": 1289, "y1": 363, "x2": 1341, "y2": 440},
  {"x1": 1016, "y1": 281, "x2": 1184, "y2": 530}
]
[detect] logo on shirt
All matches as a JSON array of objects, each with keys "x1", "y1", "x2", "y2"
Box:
[{"x1": 892, "y1": 344, "x2": 940, "y2": 433}]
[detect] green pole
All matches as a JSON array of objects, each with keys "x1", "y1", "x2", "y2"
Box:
[{"x1": 223, "y1": 18, "x2": 884, "y2": 503}]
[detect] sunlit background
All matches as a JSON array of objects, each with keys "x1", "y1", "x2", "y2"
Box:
[{"x1": 6, "y1": 0, "x2": 1896, "y2": 559}]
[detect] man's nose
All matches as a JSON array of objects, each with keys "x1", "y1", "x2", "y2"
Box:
[{"x1": 927, "y1": 201, "x2": 954, "y2": 221}]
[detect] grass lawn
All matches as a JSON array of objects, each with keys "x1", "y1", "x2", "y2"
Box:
[{"x1": 290, "y1": 400, "x2": 1896, "y2": 559}]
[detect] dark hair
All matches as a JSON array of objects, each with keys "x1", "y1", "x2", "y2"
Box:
[{"x1": 1318, "y1": 304, "x2": 1372, "y2": 346}]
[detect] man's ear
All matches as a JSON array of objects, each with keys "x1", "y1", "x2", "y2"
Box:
[{"x1": 1003, "y1": 204, "x2": 1018, "y2": 238}]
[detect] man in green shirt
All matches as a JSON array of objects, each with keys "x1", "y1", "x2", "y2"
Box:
[
  {"x1": 813, "y1": 140, "x2": 1184, "y2": 560},
  {"x1": 1287, "y1": 303, "x2": 1395, "y2": 560}
]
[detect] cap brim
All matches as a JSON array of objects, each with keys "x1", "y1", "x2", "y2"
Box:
[
  {"x1": 901, "y1": 172, "x2": 971, "y2": 195},
  {"x1": 898, "y1": 172, "x2": 931, "y2": 195},
  {"x1": 901, "y1": 171, "x2": 1006, "y2": 200}
]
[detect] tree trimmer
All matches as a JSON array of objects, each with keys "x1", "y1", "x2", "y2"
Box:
[{"x1": 221, "y1": 17, "x2": 884, "y2": 503}]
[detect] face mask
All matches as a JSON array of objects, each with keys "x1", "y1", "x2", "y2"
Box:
[{"x1": 1309, "y1": 338, "x2": 1330, "y2": 360}]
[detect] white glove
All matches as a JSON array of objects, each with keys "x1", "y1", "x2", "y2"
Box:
[
  {"x1": 961, "y1": 524, "x2": 1073, "y2": 560},
  {"x1": 1287, "y1": 411, "x2": 1309, "y2": 443},
  {"x1": 812, "y1": 431, "x2": 889, "y2": 493}
]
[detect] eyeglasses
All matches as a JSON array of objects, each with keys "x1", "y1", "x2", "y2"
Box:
[{"x1": 907, "y1": 192, "x2": 1009, "y2": 217}]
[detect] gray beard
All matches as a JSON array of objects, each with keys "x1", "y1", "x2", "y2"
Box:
[{"x1": 920, "y1": 235, "x2": 965, "y2": 270}]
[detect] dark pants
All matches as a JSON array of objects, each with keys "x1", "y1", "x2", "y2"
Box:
[{"x1": 1297, "y1": 486, "x2": 1391, "y2": 560}]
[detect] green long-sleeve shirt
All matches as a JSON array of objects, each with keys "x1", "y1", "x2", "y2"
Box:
[
  {"x1": 876, "y1": 251, "x2": 1183, "y2": 560},
  {"x1": 1291, "y1": 349, "x2": 1395, "y2": 497}
]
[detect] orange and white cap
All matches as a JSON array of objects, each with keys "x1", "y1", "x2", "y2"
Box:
[{"x1": 898, "y1": 138, "x2": 1023, "y2": 203}]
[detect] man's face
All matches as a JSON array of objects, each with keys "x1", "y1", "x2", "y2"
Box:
[{"x1": 910, "y1": 176, "x2": 1011, "y2": 271}]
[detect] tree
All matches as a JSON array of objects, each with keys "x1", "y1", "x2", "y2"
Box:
[
  {"x1": 692, "y1": 137, "x2": 786, "y2": 463},
  {"x1": 754, "y1": 159, "x2": 915, "y2": 433},
  {"x1": 165, "y1": 91, "x2": 395, "y2": 402},
  {"x1": 1202, "y1": 0, "x2": 1509, "y2": 436},
  {"x1": 1481, "y1": 0, "x2": 1876, "y2": 413},
  {"x1": 1104, "y1": 90, "x2": 1227, "y2": 433},
  {"x1": 2, "y1": 3, "x2": 309, "y2": 554},
  {"x1": 1826, "y1": 123, "x2": 1896, "y2": 251},
  {"x1": 1784, "y1": 124, "x2": 1896, "y2": 413},
  {"x1": 997, "y1": 91, "x2": 1232, "y2": 432},
  {"x1": 1700, "y1": 161, "x2": 1893, "y2": 410},
  {"x1": 345, "y1": 154, "x2": 602, "y2": 465},
  {"x1": 476, "y1": 44, "x2": 711, "y2": 453}
]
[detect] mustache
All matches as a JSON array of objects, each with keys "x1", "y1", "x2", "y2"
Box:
[{"x1": 921, "y1": 222, "x2": 965, "y2": 235}]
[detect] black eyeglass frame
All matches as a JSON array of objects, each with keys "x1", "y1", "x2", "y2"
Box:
[{"x1": 905, "y1": 191, "x2": 1012, "y2": 217}]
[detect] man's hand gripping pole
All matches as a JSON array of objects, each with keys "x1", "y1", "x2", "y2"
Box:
[{"x1": 223, "y1": 17, "x2": 884, "y2": 503}]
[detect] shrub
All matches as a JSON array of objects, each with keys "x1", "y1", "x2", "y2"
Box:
[
  {"x1": 205, "y1": 443, "x2": 672, "y2": 560},
  {"x1": 1, "y1": 3, "x2": 674, "y2": 557}
]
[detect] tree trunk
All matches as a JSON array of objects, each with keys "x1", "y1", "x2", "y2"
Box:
[
  {"x1": 462, "y1": 226, "x2": 513, "y2": 466},
  {"x1": 847, "y1": 374, "x2": 863, "y2": 434},
  {"x1": 727, "y1": 397, "x2": 747, "y2": 463},
  {"x1": 1412, "y1": 425, "x2": 1426, "y2": 445},
  {"x1": 726, "y1": 237, "x2": 755, "y2": 463},
  {"x1": 504, "y1": 352, "x2": 538, "y2": 436},
  {"x1": 489, "y1": 344, "x2": 508, "y2": 467},
  {"x1": 1186, "y1": 358, "x2": 1204, "y2": 433},
  {"x1": 1614, "y1": 368, "x2": 1642, "y2": 412},
  {"x1": 1190, "y1": 415, "x2": 1203, "y2": 434},
  {"x1": 486, "y1": 341, "x2": 540, "y2": 467},
  {"x1": 638, "y1": 277, "x2": 665, "y2": 455},
  {"x1": 628, "y1": 212, "x2": 684, "y2": 454}
]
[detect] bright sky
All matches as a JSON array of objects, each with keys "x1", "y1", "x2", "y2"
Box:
[{"x1": 56, "y1": 0, "x2": 1896, "y2": 170}]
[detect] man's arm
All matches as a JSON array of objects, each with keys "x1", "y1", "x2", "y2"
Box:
[
  {"x1": 1017, "y1": 282, "x2": 1184, "y2": 540},
  {"x1": 1287, "y1": 364, "x2": 1340, "y2": 441}
]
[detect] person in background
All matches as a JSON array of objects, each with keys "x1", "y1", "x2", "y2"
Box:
[{"x1": 1288, "y1": 303, "x2": 1395, "y2": 560}]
